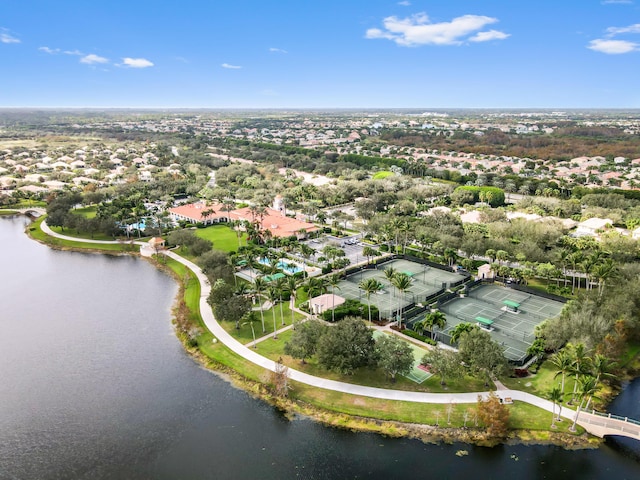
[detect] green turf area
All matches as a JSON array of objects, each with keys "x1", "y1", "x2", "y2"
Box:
[
  {"x1": 0, "y1": 210, "x2": 20, "y2": 216},
  {"x1": 501, "y1": 361, "x2": 578, "y2": 401},
  {"x1": 194, "y1": 225, "x2": 247, "y2": 253},
  {"x1": 222, "y1": 299, "x2": 306, "y2": 343},
  {"x1": 49, "y1": 225, "x2": 117, "y2": 241},
  {"x1": 72, "y1": 205, "x2": 97, "y2": 219},
  {"x1": 372, "y1": 171, "x2": 394, "y2": 180},
  {"x1": 163, "y1": 256, "x2": 202, "y2": 327}
]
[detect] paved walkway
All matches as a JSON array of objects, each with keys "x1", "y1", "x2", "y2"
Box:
[{"x1": 34, "y1": 219, "x2": 640, "y2": 437}]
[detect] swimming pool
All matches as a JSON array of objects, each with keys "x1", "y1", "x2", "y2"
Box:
[
  {"x1": 257, "y1": 257, "x2": 303, "y2": 274},
  {"x1": 276, "y1": 260, "x2": 302, "y2": 274}
]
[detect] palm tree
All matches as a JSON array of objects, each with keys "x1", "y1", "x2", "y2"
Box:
[
  {"x1": 266, "y1": 286, "x2": 280, "y2": 339},
  {"x1": 274, "y1": 277, "x2": 287, "y2": 326},
  {"x1": 297, "y1": 244, "x2": 315, "y2": 279},
  {"x1": 383, "y1": 266, "x2": 397, "y2": 322},
  {"x1": 391, "y1": 273, "x2": 412, "y2": 328},
  {"x1": 567, "y1": 251, "x2": 583, "y2": 293},
  {"x1": 449, "y1": 322, "x2": 475, "y2": 345},
  {"x1": 286, "y1": 275, "x2": 299, "y2": 329},
  {"x1": 568, "y1": 343, "x2": 591, "y2": 404},
  {"x1": 327, "y1": 274, "x2": 342, "y2": 323},
  {"x1": 423, "y1": 310, "x2": 447, "y2": 340},
  {"x1": 570, "y1": 375, "x2": 599, "y2": 432},
  {"x1": 551, "y1": 350, "x2": 573, "y2": 397},
  {"x1": 593, "y1": 258, "x2": 616, "y2": 298},
  {"x1": 306, "y1": 276, "x2": 328, "y2": 299},
  {"x1": 362, "y1": 246, "x2": 375, "y2": 265},
  {"x1": 359, "y1": 277, "x2": 383, "y2": 326},
  {"x1": 591, "y1": 353, "x2": 616, "y2": 384},
  {"x1": 242, "y1": 312, "x2": 258, "y2": 348},
  {"x1": 548, "y1": 386, "x2": 564, "y2": 428},
  {"x1": 253, "y1": 277, "x2": 268, "y2": 333},
  {"x1": 443, "y1": 248, "x2": 457, "y2": 267}
]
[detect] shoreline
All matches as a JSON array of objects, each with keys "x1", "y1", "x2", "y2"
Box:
[{"x1": 11, "y1": 212, "x2": 625, "y2": 448}]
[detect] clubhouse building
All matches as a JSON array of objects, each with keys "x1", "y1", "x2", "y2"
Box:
[{"x1": 169, "y1": 199, "x2": 319, "y2": 239}]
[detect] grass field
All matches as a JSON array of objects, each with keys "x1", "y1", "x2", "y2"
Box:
[
  {"x1": 194, "y1": 224, "x2": 247, "y2": 253},
  {"x1": 222, "y1": 300, "x2": 306, "y2": 343},
  {"x1": 73, "y1": 205, "x2": 97, "y2": 219},
  {"x1": 49, "y1": 225, "x2": 117, "y2": 241}
]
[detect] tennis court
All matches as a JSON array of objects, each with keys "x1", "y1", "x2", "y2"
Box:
[
  {"x1": 438, "y1": 284, "x2": 565, "y2": 362},
  {"x1": 373, "y1": 331, "x2": 433, "y2": 384},
  {"x1": 339, "y1": 258, "x2": 467, "y2": 320}
]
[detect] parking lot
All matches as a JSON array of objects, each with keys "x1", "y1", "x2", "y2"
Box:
[{"x1": 302, "y1": 234, "x2": 376, "y2": 267}]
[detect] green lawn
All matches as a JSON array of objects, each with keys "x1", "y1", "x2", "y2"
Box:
[
  {"x1": 194, "y1": 224, "x2": 247, "y2": 253},
  {"x1": 49, "y1": 225, "x2": 118, "y2": 241},
  {"x1": 163, "y1": 256, "x2": 202, "y2": 328},
  {"x1": 73, "y1": 205, "x2": 97, "y2": 219},
  {"x1": 502, "y1": 361, "x2": 579, "y2": 404},
  {"x1": 372, "y1": 171, "x2": 394, "y2": 180},
  {"x1": 0, "y1": 210, "x2": 20, "y2": 216},
  {"x1": 222, "y1": 299, "x2": 307, "y2": 343}
]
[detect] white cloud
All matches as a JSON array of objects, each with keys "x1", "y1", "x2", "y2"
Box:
[
  {"x1": 80, "y1": 54, "x2": 109, "y2": 64},
  {"x1": 588, "y1": 38, "x2": 639, "y2": 54},
  {"x1": 269, "y1": 47, "x2": 288, "y2": 54},
  {"x1": 39, "y1": 46, "x2": 60, "y2": 54},
  {"x1": 64, "y1": 49, "x2": 83, "y2": 56},
  {"x1": 469, "y1": 29, "x2": 510, "y2": 42},
  {"x1": 398, "y1": 1, "x2": 411, "y2": 5},
  {"x1": 221, "y1": 63, "x2": 242, "y2": 69},
  {"x1": 365, "y1": 13, "x2": 508, "y2": 46},
  {"x1": 606, "y1": 23, "x2": 640, "y2": 36},
  {"x1": 1, "y1": 32, "x2": 20, "y2": 44},
  {"x1": 602, "y1": 0, "x2": 633, "y2": 4},
  {"x1": 122, "y1": 57, "x2": 154, "y2": 68}
]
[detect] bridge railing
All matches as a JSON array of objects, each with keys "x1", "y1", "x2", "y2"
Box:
[{"x1": 590, "y1": 410, "x2": 640, "y2": 427}]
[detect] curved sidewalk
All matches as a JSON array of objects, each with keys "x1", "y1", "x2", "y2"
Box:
[{"x1": 37, "y1": 221, "x2": 578, "y2": 419}]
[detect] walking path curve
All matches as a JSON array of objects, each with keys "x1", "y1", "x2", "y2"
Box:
[{"x1": 33, "y1": 219, "x2": 640, "y2": 439}]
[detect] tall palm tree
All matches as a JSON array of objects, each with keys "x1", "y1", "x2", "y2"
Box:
[
  {"x1": 591, "y1": 353, "x2": 616, "y2": 384},
  {"x1": 253, "y1": 276, "x2": 268, "y2": 333},
  {"x1": 327, "y1": 274, "x2": 342, "y2": 323},
  {"x1": 423, "y1": 310, "x2": 447, "y2": 340},
  {"x1": 274, "y1": 277, "x2": 287, "y2": 326},
  {"x1": 266, "y1": 286, "x2": 280, "y2": 339},
  {"x1": 570, "y1": 375, "x2": 599, "y2": 432},
  {"x1": 297, "y1": 244, "x2": 315, "y2": 279},
  {"x1": 359, "y1": 277, "x2": 383, "y2": 326},
  {"x1": 567, "y1": 251, "x2": 583, "y2": 293},
  {"x1": 391, "y1": 273, "x2": 412, "y2": 328},
  {"x1": 306, "y1": 276, "x2": 328, "y2": 299},
  {"x1": 568, "y1": 343, "x2": 591, "y2": 404},
  {"x1": 593, "y1": 258, "x2": 616, "y2": 298},
  {"x1": 548, "y1": 386, "x2": 564, "y2": 428},
  {"x1": 449, "y1": 322, "x2": 475, "y2": 345},
  {"x1": 551, "y1": 350, "x2": 573, "y2": 397},
  {"x1": 383, "y1": 266, "x2": 397, "y2": 322},
  {"x1": 242, "y1": 312, "x2": 258, "y2": 349},
  {"x1": 286, "y1": 275, "x2": 299, "y2": 329}
]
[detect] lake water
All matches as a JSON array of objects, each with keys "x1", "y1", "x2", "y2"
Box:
[{"x1": 1, "y1": 215, "x2": 639, "y2": 479}]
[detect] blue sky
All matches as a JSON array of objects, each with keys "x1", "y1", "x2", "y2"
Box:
[{"x1": 1, "y1": 0, "x2": 640, "y2": 108}]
